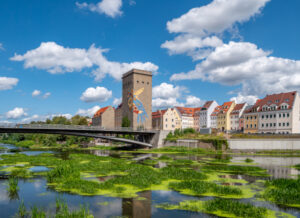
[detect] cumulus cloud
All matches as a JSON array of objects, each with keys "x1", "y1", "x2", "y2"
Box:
[
  {"x1": 113, "y1": 97, "x2": 122, "y2": 106},
  {"x1": 32, "y1": 90, "x2": 41, "y2": 97},
  {"x1": 0, "y1": 77, "x2": 19, "y2": 90},
  {"x1": 185, "y1": 95, "x2": 205, "y2": 107},
  {"x1": 152, "y1": 98, "x2": 183, "y2": 109},
  {"x1": 171, "y1": 41, "x2": 300, "y2": 96},
  {"x1": 231, "y1": 93, "x2": 258, "y2": 105},
  {"x1": 80, "y1": 86, "x2": 112, "y2": 103},
  {"x1": 21, "y1": 113, "x2": 72, "y2": 123},
  {"x1": 76, "y1": 106, "x2": 101, "y2": 117},
  {"x1": 162, "y1": 0, "x2": 270, "y2": 60},
  {"x1": 11, "y1": 42, "x2": 158, "y2": 81},
  {"x1": 76, "y1": 0, "x2": 122, "y2": 18},
  {"x1": 6, "y1": 107, "x2": 28, "y2": 119},
  {"x1": 43, "y1": 92, "x2": 51, "y2": 99},
  {"x1": 32, "y1": 90, "x2": 51, "y2": 99},
  {"x1": 152, "y1": 83, "x2": 184, "y2": 99}
]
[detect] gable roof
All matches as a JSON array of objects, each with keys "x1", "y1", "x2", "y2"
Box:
[
  {"x1": 218, "y1": 101, "x2": 234, "y2": 114},
  {"x1": 93, "y1": 106, "x2": 110, "y2": 118},
  {"x1": 176, "y1": 107, "x2": 201, "y2": 117},
  {"x1": 211, "y1": 105, "x2": 222, "y2": 116},
  {"x1": 230, "y1": 103, "x2": 246, "y2": 115},
  {"x1": 201, "y1": 101, "x2": 214, "y2": 110}
]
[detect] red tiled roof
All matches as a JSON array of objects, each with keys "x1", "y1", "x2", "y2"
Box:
[
  {"x1": 254, "y1": 91, "x2": 296, "y2": 112},
  {"x1": 202, "y1": 101, "x2": 214, "y2": 110},
  {"x1": 211, "y1": 105, "x2": 222, "y2": 116},
  {"x1": 93, "y1": 106, "x2": 110, "y2": 118},
  {"x1": 230, "y1": 103, "x2": 246, "y2": 115},
  {"x1": 175, "y1": 107, "x2": 201, "y2": 117},
  {"x1": 218, "y1": 101, "x2": 234, "y2": 114},
  {"x1": 152, "y1": 109, "x2": 167, "y2": 119}
]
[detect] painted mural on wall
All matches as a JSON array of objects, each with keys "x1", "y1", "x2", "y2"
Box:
[{"x1": 128, "y1": 88, "x2": 148, "y2": 124}]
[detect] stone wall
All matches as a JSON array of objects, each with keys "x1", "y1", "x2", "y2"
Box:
[{"x1": 229, "y1": 138, "x2": 300, "y2": 150}]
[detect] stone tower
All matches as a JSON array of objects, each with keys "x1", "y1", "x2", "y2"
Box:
[{"x1": 122, "y1": 69, "x2": 152, "y2": 130}]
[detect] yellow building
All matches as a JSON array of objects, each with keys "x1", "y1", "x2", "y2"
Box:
[
  {"x1": 217, "y1": 101, "x2": 236, "y2": 132},
  {"x1": 243, "y1": 105, "x2": 259, "y2": 134}
]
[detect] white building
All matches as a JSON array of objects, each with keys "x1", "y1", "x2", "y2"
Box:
[
  {"x1": 210, "y1": 105, "x2": 222, "y2": 129},
  {"x1": 175, "y1": 107, "x2": 196, "y2": 130},
  {"x1": 230, "y1": 103, "x2": 247, "y2": 132},
  {"x1": 257, "y1": 91, "x2": 300, "y2": 134},
  {"x1": 199, "y1": 101, "x2": 218, "y2": 129}
]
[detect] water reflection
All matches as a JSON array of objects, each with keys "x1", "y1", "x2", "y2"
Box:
[{"x1": 123, "y1": 191, "x2": 152, "y2": 218}]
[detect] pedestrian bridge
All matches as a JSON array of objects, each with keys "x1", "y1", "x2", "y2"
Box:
[{"x1": 0, "y1": 124, "x2": 157, "y2": 148}]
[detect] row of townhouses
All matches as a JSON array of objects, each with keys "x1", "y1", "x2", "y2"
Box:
[
  {"x1": 90, "y1": 91, "x2": 300, "y2": 134},
  {"x1": 151, "y1": 91, "x2": 300, "y2": 134}
]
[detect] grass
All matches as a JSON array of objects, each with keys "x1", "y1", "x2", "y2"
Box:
[
  {"x1": 263, "y1": 178, "x2": 300, "y2": 207},
  {"x1": 245, "y1": 158, "x2": 254, "y2": 163},
  {"x1": 169, "y1": 180, "x2": 242, "y2": 197},
  {"x1": 7, "y1": 177, "x2": 19, "y2": 200},
  {"x1": 16, "y1": 198, "x2": 93, "y2": 218},
  {"x1": 201, "y1": 164, "x2": 269, "y2": 176}
]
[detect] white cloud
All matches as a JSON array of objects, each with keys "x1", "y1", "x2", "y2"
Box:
[
  {"x1": 76, "y1": 0, "x2": 122, "y2": 18},
  {"x1": 162, "y1": 0, "x2": 270, "y2": 60},
  {"x1": 167, "y1": 0, "x2": 270, "y2": 35},
  {"x1": 113, "y1": 97, "x2": 122, "y2": 106},
  {"x1": 80, "y1": 86, "x2": 112, "y2": 103},
  {"x1": 76, "y1": 106, "x2": 101, "y2": 117},
  {"x1": 230, "y1": 93, "x2": 258, "y2": 105},
  {"x1": 171, "y1": 41, "x2": 300, "y2": 96},
  {"x1": 152, "y1": 83, "x2": 184, "y2": 99},
  {"x1": 0, "y1": 43, "x2": 4, "y2": 51},
  {"x1": 185, "y1": 95, "x2": 205, "y2": 107},
  {"x1": 43, "y1": 92, "x2": 51, "y2": 99},
  {"x1": 6, "y1": 107, "x2": 28, "y2": 119},
  {"x1": 32, "y1": 90, "x2": 41, "y2": 97},
  {"x1": 21, "y1": 113, "x2": 72, "y2": 123},
  {"x1": 152, "y1": 97, "x2": 183, "y2": 109},
  {"x1": 0, "y1": 77, "x2": 19, "y2": 90},
  {"x1": 11, "y1": 42, "x2": 158, "y2": 81}
]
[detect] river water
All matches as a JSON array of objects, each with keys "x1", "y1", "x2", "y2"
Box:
[{"x1": 0, "y1": 143, "x2": 300, "y2": 218}]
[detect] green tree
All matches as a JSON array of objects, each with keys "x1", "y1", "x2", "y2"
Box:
[
  {"x1": 122, "y1": 116, "x2": 131, "y2": 128},
  {"x1": 71, "y1": 115, "x2": 88, "y2": 126},
  {"x1": 51, "y1": 116, "x2": 71, "y2": 125}
]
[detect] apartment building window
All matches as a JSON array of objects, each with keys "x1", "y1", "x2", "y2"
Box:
[
  {"x1": 279, "y1": 114, "x2": 281, "y2": 118},
  {"x1": 251, "y1": 116, "x2": 253, "y2": 120},
  {"x1": 262, "y1": 124, "x2": 264, "y2": 128},
  {"x1": 266, "y1": 123, "x2": 268, "y2": 127},
  {"x1": 287, "y1": 113, "x2": 290, "y2": 118},
  {"x1": 283, "y1": 113, "x2": 286, "y2": 118},
  {"x1": 279, "y1": 123, "x2": 281, "y2": 127},
  {"x1": 287, "y1": 122, "x2": 290, "y2": 126},
  {"x1": 274, "y1": 114, "x2": 276, "y2": 118},
  {"x1": 270, "y1": 123, "x2": 272, "y2": 127},
  {"x1": 250, "y1": 124, "x2": 253, "y2": 128},
  {"x1": 283, "y1": 123, "x2": 285, "y2": 127},
  {"x1": 266, "y1": 115, "x2": 269, "y2": 119},
  {"x1": 270, "y1": 115, "x2": 273, "y2": 118},
  {"x1": 165, "y1": 118, "x2": 168, "y2": 121},
  {"x1": 274, "y1": 123, "x2": 276, "y2": 127},
  {"x1": 262, "y1": 115, "x2": 264, "y2": 119},
  {"x1": 255, "y1": 124, "x2": 257, "y2": 128}
]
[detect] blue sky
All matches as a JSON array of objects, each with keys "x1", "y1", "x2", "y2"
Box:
[{"x1": 1, "y1": 0, "x2": 300, "y2": 123}]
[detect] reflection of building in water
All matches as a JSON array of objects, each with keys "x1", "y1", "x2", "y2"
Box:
[
  {"x1": 232, "y1": 156, "x2": 300, "y2": 179},
  {"x1": 90, "y1": 150, "x2": 110, "y2": 157},
  {"x1": 122, "y1": 191, "x2": 151, "y2": 218}
]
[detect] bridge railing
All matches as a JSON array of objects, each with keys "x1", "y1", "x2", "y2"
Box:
[{"x1": 0, "y1": 123, "x2": 154, "y2": 132}]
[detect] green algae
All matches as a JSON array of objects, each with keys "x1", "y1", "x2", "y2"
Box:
[{"x1": 156, "y1": 199, "x2": 295, "y2": 218}]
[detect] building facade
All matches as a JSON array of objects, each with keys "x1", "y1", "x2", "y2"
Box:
[
  {"x1": 163, "y1": 108, "x2": 182, "y2": 131},
  {"x1": 210, "y1": 106, "x2": 222, "y2": 129},
  {"x1": 217, "y1": 101, "x2": 236, "y2": 132},
  {"x1": 115, "y1": 103, "x2": 123, "y2": 128},
  {"x1": 175, "y1": 107, "x2": 196, "y2": 130},
  {"x1": 243, "y1": 105, "x2": 259, "y2": 134},
  {"x1": 256, "y1": 91, "x2": 300, "y2": 134},
  {"x1": 92, "y1": 106, "x2": 115, "y2": 128},
  {"x1": 199, "y1": 101, "x2": 219, "y2": 129},
  {"x1": 122, "y1": 69, "x2": 152, "y2": 130},
  {"x1": 230, "y1": 103, "x2": 247, "y2": 132}
]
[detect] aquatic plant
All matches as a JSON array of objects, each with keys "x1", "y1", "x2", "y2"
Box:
[
  {"x1": 7, "y1": 177, "x2": 19, "y2": 200},
  {"x1": 201, "y1": 164, "x2": 268, "y2": 176},
  {"x1": 169, "y1": 180, "x2": 242, "y2": 196},
  {"x1": 11, "y1": 168, "x2": 31, "y2": 178},
  {"x1": 245, "y1": 158, "x2": 254, "y2": 163},
  {"x1": 157, "y1": 199, "x2": 270, "y2": 218},
  {"x1": 17, "y1": 199, "x2": 27, "y2": 218},
  {"x1": 263, "y1": 178, "x2": 300, "y2": 207},
  {"x1": 31, "y1": 206, "x2": 46, "y2": 218}
]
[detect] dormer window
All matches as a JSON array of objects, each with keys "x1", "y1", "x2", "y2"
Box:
[{"x1": 285, "y1": 99, "x2": 289, "y2": 102}]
